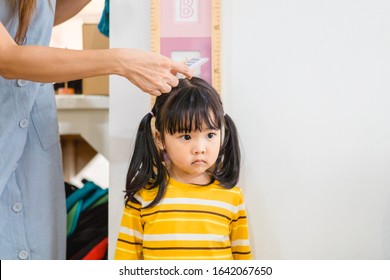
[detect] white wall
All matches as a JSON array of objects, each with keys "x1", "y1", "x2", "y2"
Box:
[
  {"x1": 109, "y1": 0, "x2": 151, "y2": 259},
  {"x1": 109, "y1": 0, "x2": 390, "y2": 259}
]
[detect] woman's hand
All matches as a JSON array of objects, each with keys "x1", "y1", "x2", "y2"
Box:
[{"x1": 117, "y1": 49, "x2": 193, "y2": 96}]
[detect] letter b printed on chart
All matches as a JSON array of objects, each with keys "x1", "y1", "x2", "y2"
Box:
[{"x1": 176, "y1": 0, "x2": 199, "y2": 22}]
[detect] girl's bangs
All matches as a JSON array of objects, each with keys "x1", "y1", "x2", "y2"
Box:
[{"x1": 163, "y1": 88, "x2": 223, "y2": 134}]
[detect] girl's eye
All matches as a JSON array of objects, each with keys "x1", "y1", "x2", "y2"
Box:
[
  {"x1": 181, "y1": 135, "x2": 191, "y2": 140},
  {"x1": 207, "y1": 133, "x2": 216, "y2": 139}
]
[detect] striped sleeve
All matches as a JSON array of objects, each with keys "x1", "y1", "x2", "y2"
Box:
[
  {"x1": 230, "y1": 189, "x2": 252, "y2": 260},
  {"x1": 114, "y1": 200, "x2": 144, "y2": 260}
]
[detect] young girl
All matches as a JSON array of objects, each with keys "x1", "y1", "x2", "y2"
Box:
[{"x1": 115, "y1": 77, "x2": 252, "y2": 260}]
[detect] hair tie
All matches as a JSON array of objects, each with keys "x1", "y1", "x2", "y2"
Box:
[{"x1": 149, "y1": 111, "x2": 155, "y2": 118}]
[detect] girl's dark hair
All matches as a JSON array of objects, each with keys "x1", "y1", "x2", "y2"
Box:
[{"x1": 125, "y1": 77, "x2": 241, "y2": 207}]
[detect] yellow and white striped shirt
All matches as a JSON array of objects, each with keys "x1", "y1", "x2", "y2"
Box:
[{"x1": 115, "y1": 178, "x2": 252, "y2": 260}]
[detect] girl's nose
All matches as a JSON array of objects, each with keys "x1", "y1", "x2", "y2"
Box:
[{"x1": 192, "y1": 142, "x2": 206, "y2": 154}]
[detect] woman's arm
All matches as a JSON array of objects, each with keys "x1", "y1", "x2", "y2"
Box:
[
  {"x1": 0, "y1": 22, "x2": 191, "y2": 95},
  {"x1": 54, "y1": 0, "x2": 92, "y2": 26}
]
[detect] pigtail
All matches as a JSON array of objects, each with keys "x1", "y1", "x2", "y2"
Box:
[
  {"x1": 125, "y1": 112, "x2": 167, "y2": 206},
  {"x1": 213, "y1": 114, "x2": 241, "y2": 188}
]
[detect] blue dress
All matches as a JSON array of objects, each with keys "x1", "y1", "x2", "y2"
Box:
[{"x1": 0, "y1": 0, "x2": 66, "y2": 259}]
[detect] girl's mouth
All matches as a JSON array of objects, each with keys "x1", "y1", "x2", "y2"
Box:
[{"x1": 192, "y1": 159, "x2": 206, "y2": 165}]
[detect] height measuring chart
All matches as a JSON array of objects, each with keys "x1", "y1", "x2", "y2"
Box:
[{"x1": 150, "y1": 0, "x2": 221, "y2": 95}]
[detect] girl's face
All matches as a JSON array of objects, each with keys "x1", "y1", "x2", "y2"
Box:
[{"x1": 157, "y1": 124, "x2": 221, "y2": 185}]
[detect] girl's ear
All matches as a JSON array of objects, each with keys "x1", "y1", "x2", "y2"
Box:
[{"x1": 155, "y1": 131, "x2": 164, "y2": 150}]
